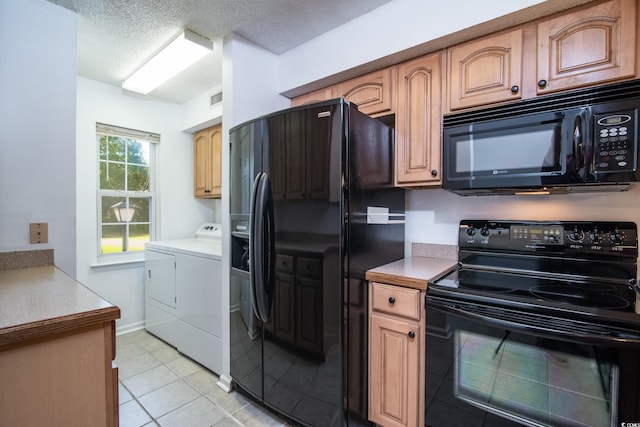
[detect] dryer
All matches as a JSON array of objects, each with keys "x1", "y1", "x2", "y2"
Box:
[{"x1": 144, "y1": 223, "x2": 222, "y2": 374}]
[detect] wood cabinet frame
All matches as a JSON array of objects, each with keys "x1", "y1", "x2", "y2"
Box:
[
  {"x1": 194, "y1": 124, "x2": 222, "y2": 198},
  {"x1": 368, "y1": 282, "x2": 425, "y2": 427}
]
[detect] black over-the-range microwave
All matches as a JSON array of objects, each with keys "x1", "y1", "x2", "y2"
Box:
[{"x1": 442, "y1": 79, "x2": 640, "y2": 195}]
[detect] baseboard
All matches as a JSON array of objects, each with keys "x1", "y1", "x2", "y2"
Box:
[{"x1": 116, "y1": 321, "x2": 145, "y2": 336}]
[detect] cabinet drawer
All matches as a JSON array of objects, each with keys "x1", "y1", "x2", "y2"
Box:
[
  {"x1": 296, "y1": 257, "x2": 322, "y2": 278},
  {"x1": 276, "y1": 254, "x2": 294, "y2": 273},
  {"x1": 371, "y1": 282, "x2": 421, "y2": 320}
]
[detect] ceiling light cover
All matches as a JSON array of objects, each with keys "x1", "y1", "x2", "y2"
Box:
[{"x1": 122, "y1": 30, "x2": 213, "y2": 95}]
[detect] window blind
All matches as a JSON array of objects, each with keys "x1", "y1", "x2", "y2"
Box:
[{"x1": 96, "y1": 123, "x2": 160, "y2": 143}]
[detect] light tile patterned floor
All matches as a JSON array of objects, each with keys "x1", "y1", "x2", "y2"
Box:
[{"x1": 116, "y1": 329, "x2": 288, "y2": 427}]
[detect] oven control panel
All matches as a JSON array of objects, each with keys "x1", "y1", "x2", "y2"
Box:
[{"x1": 459, "y1": 220, "x2": 638, "y2": 256}]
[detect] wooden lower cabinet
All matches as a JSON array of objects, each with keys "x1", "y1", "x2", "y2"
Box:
[
  {"x1": 0, "y1": 321, "x2": 119, "y2": 427},
  {"x1": 369, "y1": 282, "x2": 425, "y2": 427}
]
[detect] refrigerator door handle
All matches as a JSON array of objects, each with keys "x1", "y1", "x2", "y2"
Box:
[{"x1": 249, "y1": 172, "x2": 275, "y2": 322}]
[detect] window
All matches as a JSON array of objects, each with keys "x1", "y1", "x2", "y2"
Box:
[{"x1": 97, "y1": 123, "x2": 158, "y2": 256}]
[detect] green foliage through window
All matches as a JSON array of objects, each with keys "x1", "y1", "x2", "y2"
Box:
[{"x1": 96, "y1": 124, "x2": 157, "y2": 256}]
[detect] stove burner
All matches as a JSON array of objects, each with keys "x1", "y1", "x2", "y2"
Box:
[
  {"x1": 530, "y1": 285, "x2": 630, "y2": 310},
  {"x1": 462, "y1": 283, "x2": 518, "y2": 293}
]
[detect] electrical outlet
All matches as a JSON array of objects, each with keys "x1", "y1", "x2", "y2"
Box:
[{"x1": 29, "y1": 223, "x2": 48, "y2": 244}]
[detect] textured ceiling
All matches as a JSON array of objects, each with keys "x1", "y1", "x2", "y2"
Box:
[{"x1": 45, "y1": 0, "x2": 394, "y2": 104}]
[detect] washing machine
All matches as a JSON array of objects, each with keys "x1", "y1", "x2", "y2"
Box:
[{"x1": 144, "y1": 223, "x2": 222, "y2": 373}]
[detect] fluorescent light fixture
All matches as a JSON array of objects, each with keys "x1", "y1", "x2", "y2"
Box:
[
  {"x1": 122, "y1": 30, "x2": 212, "y2": 94},
  {"x1": 514, "y1": 190, "x2": 551, "y2": 195}
]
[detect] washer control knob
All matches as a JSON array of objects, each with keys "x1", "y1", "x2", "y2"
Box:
[
  {"x1": 610, "y1": 231, "x2": 620, "y2": 243},
  {"x1": 568, "y1": 229, "x2": 585, "y2": 242}
]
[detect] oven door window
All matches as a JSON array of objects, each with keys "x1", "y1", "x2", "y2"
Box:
[{"x1": 454, "y1": 329, "x2": 618, "y2": 427}]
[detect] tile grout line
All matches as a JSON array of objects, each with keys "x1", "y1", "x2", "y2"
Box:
[
  {"x1": 120, "y1": 346, "x2": 248, "y2": 426},
  {"x1": 119, "y1": 380, "x2": 160, "y2": 426}
]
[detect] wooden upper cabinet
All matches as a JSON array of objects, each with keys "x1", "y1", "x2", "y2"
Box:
[
  {"x1": 537, "y1": 0, "x2": 636, "y2": 94},
  {"x1": 291, "y1": 68, "x2": 394, "y2": 117},
  {"x1": 194, "y1": 124, "x2": 222, "y2": 199},
  {"x1": 337, "y1": 68, "x2": 394, "y2": 117},
  {"x1": 395, "y1": 52, "x2": 442, "y2": 187},
  {"x1": 448, "y1": 29, "x2": 524, "y2": 110},
  {"x1": 290, "y1": 86, "x2": 337, "y2": 107}
]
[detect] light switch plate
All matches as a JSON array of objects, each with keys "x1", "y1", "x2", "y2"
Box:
[{"x1": 29, "y1": 222, "x2": 48, "y2": 244}]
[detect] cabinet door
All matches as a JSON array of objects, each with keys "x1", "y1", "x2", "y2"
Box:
[
  {"x1": 369, "y1": 314, "x2": 421, "y2": 427},
  {"x1": 338, "y1": 68, "x2": 394, "y2": 117},
  {"x1": 194, "y1": 124, "x2": 222, "y2": 198},
  {"x1": 291, "y1": 86, "x2": 338, "y2": 107},
  {"x1": 395, "y1": 52, "x2": 443, "y2": 187},
  {"x1": 208, "y1": 125, "x2": 223, "y2": 197},
  {"x1": 194, "y1": 128, "x2": 210, "y2": 197},
  {"x1": 448, "y1": 29, "x2": 523, "y2": 110},
  {"x1": 537, "y1": 0, "x2": 636, "y2": 94}
]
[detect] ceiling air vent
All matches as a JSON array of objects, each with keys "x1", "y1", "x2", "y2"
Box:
[{"x1": 210, "y1": 92, "x2": 223, "y2": 107}]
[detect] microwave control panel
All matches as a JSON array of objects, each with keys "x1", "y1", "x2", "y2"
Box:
[{"x1": 593, "y1": 109, "x2": 636, "y2": 173}]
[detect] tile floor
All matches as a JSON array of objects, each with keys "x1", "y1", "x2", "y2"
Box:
[{"x1": 116, "y1": 329, "x2": 288, "y2": 427}]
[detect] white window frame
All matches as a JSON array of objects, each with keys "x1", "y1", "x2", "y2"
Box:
[{"x1": 96, "y1": 123, "x2": 158, "y2": 259}]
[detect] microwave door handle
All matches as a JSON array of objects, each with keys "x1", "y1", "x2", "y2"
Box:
[{"x1": 573, "y1": 114, "x2": 585, "y2": 176}]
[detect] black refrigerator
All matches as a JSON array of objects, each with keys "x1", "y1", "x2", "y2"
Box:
[{"x1": 229, "y1": 99, "x2": 404, "y2": 426}]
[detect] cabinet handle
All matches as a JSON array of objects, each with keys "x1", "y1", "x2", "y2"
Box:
[
  {"x1": 538, "y1": 79, "x2": 547, "y2": 88},
  {"x1": 430, "y1": 169, "x2": 438, "y2": 177},
  {"x1": 510, "y1": 85, "x2": 519, "y2": 93},
  {"x1": 388, "y1": 297, "x2": 396, "y2": 304},
  {"x1": 204, "y1": 189, "x2": 211, "y2": 193},
  {"x1": 408, "y1": 331, "x2": 415, "y2": 339}
]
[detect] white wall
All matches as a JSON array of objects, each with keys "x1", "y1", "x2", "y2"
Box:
[
  {"x1": 181, "y1": 85, "x2": 223, "y2": 133},
  {"x1": 76, "y1": 77, "x2": 216, "y2": 332},
  {"x1": 217, "y1": 33, "x2": 290, "y2": 387},
  {"x1": 278, "y1": 0, "x2": 546, "y2": 93},
  {"x1": 0, "y1": 0, "x2": 77, "y2": 276},
  {"x1": 405, "y1": 188, "x2": 640, "y2": 254}
]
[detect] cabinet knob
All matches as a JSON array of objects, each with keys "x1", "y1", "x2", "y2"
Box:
[
  {"x1": 510, "y1": 85, "x2": 519, "y2": 93},
  {"x1": 430, "y1": 169, "x2": 438, "y2": 177},
  {"x1": 388, "y1": 297, "x2": 396, "y2": 304},
  {"x1": 538, "y1": 79, "x2": 547, "y2": 88},
  {"x1": 204, "y1": 189, "x2": 211, "y2": 193},
  {"x1": 408, "y1": 331, "x2": 415, "y2": 339}
]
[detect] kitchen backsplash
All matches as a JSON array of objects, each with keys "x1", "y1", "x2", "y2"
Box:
[
  {"x1": 412, "y1": 242, "x2": 457, "y2": 260},
  {"x1": 0, "y1": 249, "x2": 53, "y2": 270}
]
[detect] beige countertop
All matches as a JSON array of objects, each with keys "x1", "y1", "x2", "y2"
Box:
[
  {"x1": 0, "y1": 266, "x2": 120, "y2": 346},
  {"x1": 366, "y1": 257, "x2": 458, "y2": 290}
]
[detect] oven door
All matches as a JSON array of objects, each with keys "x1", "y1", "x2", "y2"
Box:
[{"x1": 425, "y1": 302, "x2": 640, "y2": 427}]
